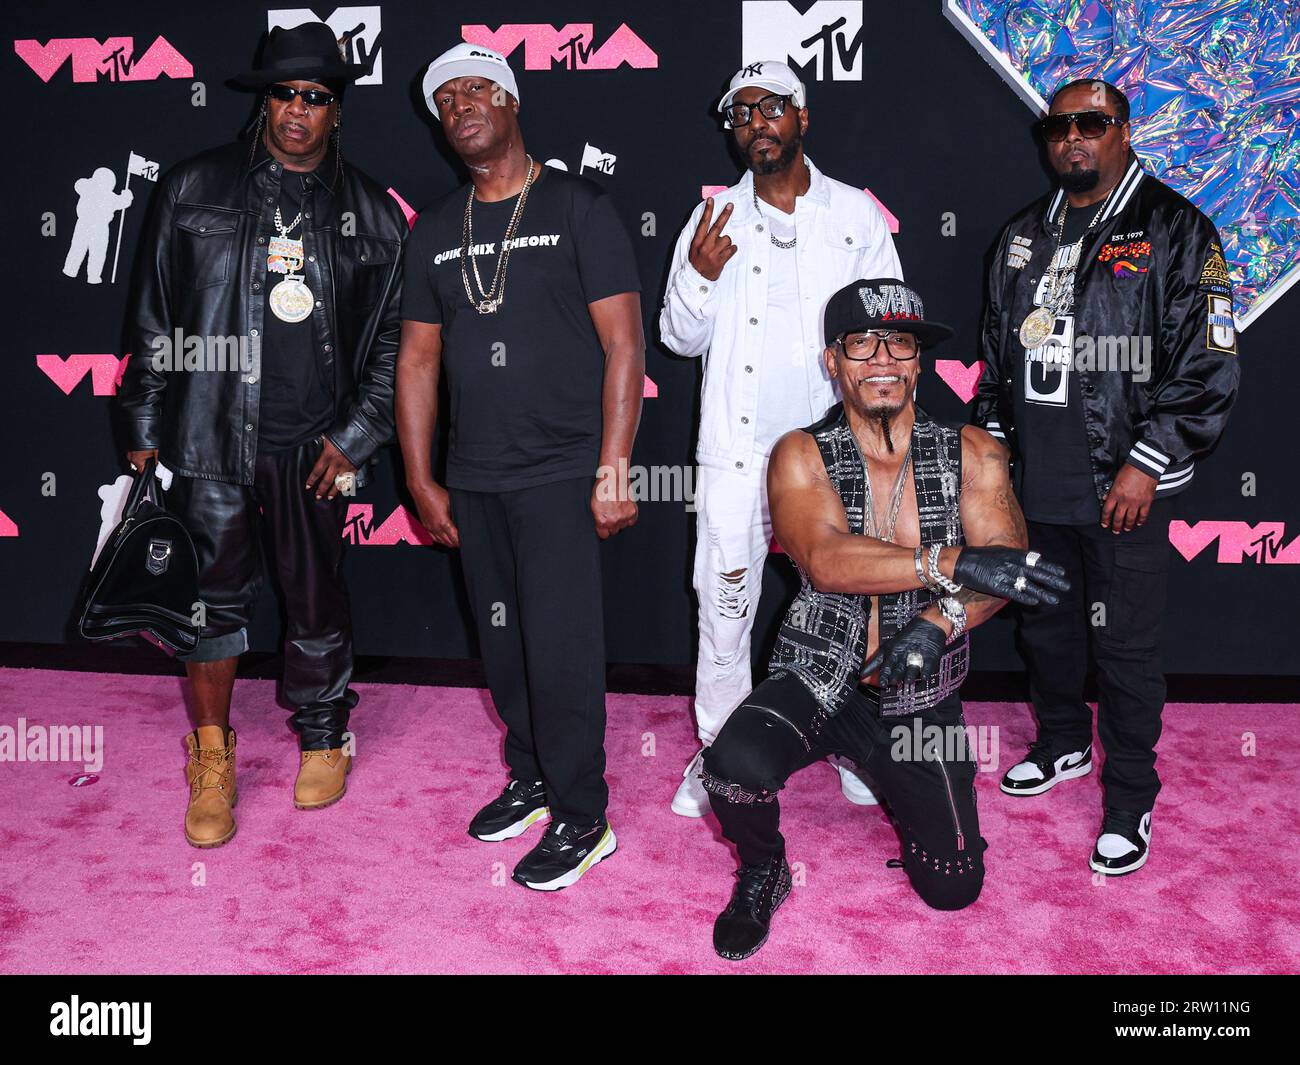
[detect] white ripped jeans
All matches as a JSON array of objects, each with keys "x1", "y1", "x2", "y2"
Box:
[{"x1": 691, "y1": 460, "x2": 775, "y2": 746}]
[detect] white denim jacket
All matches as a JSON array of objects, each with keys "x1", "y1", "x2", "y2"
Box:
[{"x1": 659, "y1": 156, "x2": 902, "y2": 472}]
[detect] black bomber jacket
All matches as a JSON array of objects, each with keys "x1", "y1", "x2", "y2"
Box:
[
  {"x1": 974, "y1": 157, "x2": 1241, "y2": 499},
  {"x1": 118, "y1": 138, "x2": 406, "y2": 486}
]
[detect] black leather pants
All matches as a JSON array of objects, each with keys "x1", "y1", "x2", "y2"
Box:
[
  {"x1": 703, "y1": 671, "x2": 987, "y2": 911},
  {"x1": 168, "y1": 439, "x2": 357, "y2": 749}
]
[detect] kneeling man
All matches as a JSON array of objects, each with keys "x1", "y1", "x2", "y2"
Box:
[{"x1": 702, "y1": 279, "x2": 1070, "y2": 959}]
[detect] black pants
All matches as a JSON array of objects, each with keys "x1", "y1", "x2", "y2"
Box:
[
  {"x1": 450, "y1": 477, "x2": 608, "y2": 824},
  {"x1": 1017, "y1": 497, "x2": 1176, "y2": 812},
  {"x1": 704, "y1": 671, "x2": 986, "y2": 911},
  {"x1": 168, "y1": 439, "x2": 356, "y2": 750}
]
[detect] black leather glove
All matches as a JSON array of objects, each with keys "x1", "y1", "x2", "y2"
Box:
[
  {"x1": 951, "y1": 546, "x2": 1070, "y2": 606},
  {"x1": 861, "y1": 615, "x2": 949, "y2": 687}
]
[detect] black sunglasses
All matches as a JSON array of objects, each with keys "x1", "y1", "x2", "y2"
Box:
[
  {"x1": 837, "y1": 330, "x2": 920, "y2": 361},
  {"x1": 267, "y1": 83, "x2": 336, "y2": 108},
  {"x1": 724, "y1": 93, "x2": 791, "y2": 128},
  {"x1": 1039, "y1": 110, "x2": 1126, "y2": 142}
]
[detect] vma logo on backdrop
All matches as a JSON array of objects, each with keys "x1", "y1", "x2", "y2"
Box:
[
  {"x1": 462, "y1": 23, "x2": 657, "y2": 70},
  {"x1": 343, "y1": 504, "x2": 432, "y2": 546},
  {"x1": 741, "y1": 1, "x2": 864, "y2": 81},
  {"x1": 14, "y1": 36, "x2": 192, "y2": 83},
  {"x1": 1170, "y1": 521, "x2": 1300, "y2": 565},
  {"x1": 268, "y1": 7, "x2": 382, "y2": 84}
]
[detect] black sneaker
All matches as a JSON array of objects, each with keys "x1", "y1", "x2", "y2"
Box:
[
  {"x1": 1000, "y1": 741, "x2": 1092, "y2": 796},
  {"x1": 1089, "y1": 808, "x2": 1152, "y2": 876},
  {"x1": 467, "y1": 779, "x2": 549, "y2": 842},
  {"x1": 713, "y1": 855, "x2": 793, "y2": 961},
  {"x1": 511, "y1": 819, "x2": 617, "y2": 891}
]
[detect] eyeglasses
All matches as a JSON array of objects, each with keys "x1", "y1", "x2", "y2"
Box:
[
  {"x1": 838, "y1": 331, "x2": 920, "y2": 360},
  {"x1": 724, "y1": 93, "x2": 791, "y2": 128},
  {"x1": 268, "y1": 83, "x2": 336, "y2": 108},
  {"x1": 1038, "y1": 110, "x2": 1126, "y2": 142}
]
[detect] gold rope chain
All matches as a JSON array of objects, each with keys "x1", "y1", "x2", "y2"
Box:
[{"x1": 460, "y1": 155, "x2": 537, "y2": 314}]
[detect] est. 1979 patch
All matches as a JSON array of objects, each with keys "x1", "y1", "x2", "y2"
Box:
[{"x1": 1206, "y1": 295, "x2": 1237, "y2": 354}]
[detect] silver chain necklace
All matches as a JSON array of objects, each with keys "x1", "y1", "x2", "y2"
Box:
[
  {"x1": 1018, "y1": 183, "x2": 1115, "y2": 348},
  {"x1": 460, "y1": 155, "x2": 536, "y2": 314},
  {"x1": 862, "y1": 443, "x2": 913, "y2": 543},
  {"x1": 751, "y1": 189, "x2": 797, "y2": 249},
  {"x1": 274, "y1": 205, "x2": 302, "y2": 237}
]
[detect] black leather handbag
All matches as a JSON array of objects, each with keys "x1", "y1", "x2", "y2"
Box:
[{"x1": 79, "y1": 459, "x2": 201, "y2": 655}]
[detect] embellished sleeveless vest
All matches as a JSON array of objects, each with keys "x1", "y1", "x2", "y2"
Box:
[{"x1": 769, "y1": 403, "x2": 970, "y2": 718}]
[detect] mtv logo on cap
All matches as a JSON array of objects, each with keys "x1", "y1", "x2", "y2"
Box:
[
  {"x1": 269, "y1": 6, "x2": 383, "y2": 84},
  {"x1": 741, "y1": 0, "x2": 864, "y2": 81}
]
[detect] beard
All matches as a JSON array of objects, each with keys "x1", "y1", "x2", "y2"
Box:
[
  {"x1": 876, "y1": 413, "x2": 895, "y2": 453},
  {"x1": 748, "y1": 128, "x2": 801, "y2": 176},
  {"x1": 849, "y1": 380, "x2": 910, "y2": 449},
  {"x1": 1060, "y1": 164, "x2": 1100, "y2": 193}
]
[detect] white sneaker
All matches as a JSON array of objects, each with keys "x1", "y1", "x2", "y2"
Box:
[
  {"x1": 671, "y1": 748, "x2": 711, "y2": 817},
  {"x1": 1089, "y1": 809, "x2": 1152, "y2": 876},
  {"x1": 1000, "y1": 742, "x2": 1093, "y2": 796},
  {"x1": 831, "y1": 756, "x2": 879, "y2": 806}
]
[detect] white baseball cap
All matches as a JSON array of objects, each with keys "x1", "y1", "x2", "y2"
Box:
[
  {"x1": 718, "y1": 59, "x2": 806, "y2": 126},
  {"x1": 422, "y1": 42, "x2": 519, "y2": 114}
]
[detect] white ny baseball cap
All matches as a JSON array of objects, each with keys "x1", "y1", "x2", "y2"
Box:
[
  {"x1": 718, "y1": 59, "x2": 807, "y2": 126},
  {"x1": 422, "y1": 42, "x2": 520, "y2": 114}
]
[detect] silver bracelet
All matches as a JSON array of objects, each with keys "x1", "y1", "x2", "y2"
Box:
[
  {"x1": 914, "y1": 546, "x2": 934, "y2": 590},
  {"x1": 927, "y1": 542, "x2": 963, "y2": 595},
  {"x1": 939, "y1": 595, "x2": 967, "y2": 643}
]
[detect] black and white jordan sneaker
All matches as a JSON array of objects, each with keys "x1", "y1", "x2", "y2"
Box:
[
  {"x1": 713, "y1": 855, "x2": 793, "y2": 961},
  {"x1": 1000, "y1": 741, "x2": 1092, "y2": 796},
  {"x1": 467, "y1": 778, "x2": 549, "y2": 842},
  {"x1": 1089, "y1": 809, "x2": 1152, "y2": 876},
  {"x1": 511, "y1": 819, "x2": 617, "y2": 891}
]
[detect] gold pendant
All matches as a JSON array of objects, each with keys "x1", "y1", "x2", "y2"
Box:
[
  {"x1": 1019, "y1": 306, "x2": 1055, "y2": 349},
  {"x1": 476, "y1": 298, "x2": 499, "y2": 314}
]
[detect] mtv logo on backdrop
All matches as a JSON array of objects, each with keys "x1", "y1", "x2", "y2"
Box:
[
  {"x1": 580, "y1": 143, "x2": 616, "y2": 176},
  {"x1": 268, "y1": 7, "x2": 382, "y2": 84},
  {"x1": 741, "y1": 1, "x2": 863, "y2": 81},
  {"x1": 1169, "y1": 521, "x2": 1300, "y2": 565},
  {"x1": 462, "y1": 24, "x2": 657, "y2": 71},
  {"x1": 13, "y1": 37, "x2": 192, "y2": 83}
]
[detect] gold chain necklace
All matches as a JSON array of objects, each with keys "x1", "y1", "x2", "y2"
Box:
[
  {"x1": 1018, "y1": 182, "x2": 1116, "y2": 349},
  {"x1": 460, "y1": 156, "x2": 536, "y2": 315}
]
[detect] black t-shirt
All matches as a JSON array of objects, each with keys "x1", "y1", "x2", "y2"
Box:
[
  {"x1": 401, "y1": 166, "x2": 640, "y2": 492},
  {"x1": 1014, "y1": 200, "x2": 1101, "y2": 525},
  {"x1": 258, "y1": 168, "x2": 333, "y2": 454}
]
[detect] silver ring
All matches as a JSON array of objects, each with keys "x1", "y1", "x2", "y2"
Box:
[
  {"x1": 905, "y1": 651, "x2": 924, "y2": 670},
  {"x1": 1014, "y1": 575, "x2": 1028, "y2": 593},
  {"x1": 333, "y1": 472, "x2": 356, "y2": 493},
  {"x1": 1026, "y1": 551, "x2": 1041, "y2": 568}
]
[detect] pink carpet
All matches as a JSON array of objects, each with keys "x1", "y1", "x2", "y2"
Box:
[{"x1": 0, "y1": 666, "x2": 1296, "y2": 974}]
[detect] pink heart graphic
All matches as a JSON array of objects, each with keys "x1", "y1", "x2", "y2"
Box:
[{"x1": 933, "y1": 359, "x2": 983, "y2": 404}]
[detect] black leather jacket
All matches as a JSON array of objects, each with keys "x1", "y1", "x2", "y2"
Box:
[
  {"x1": 975, "y1": 158, "x2": 1240, "y2": 500},
  {"x1": 119, "y1": 139, "x2": 405, "y2": 486}
]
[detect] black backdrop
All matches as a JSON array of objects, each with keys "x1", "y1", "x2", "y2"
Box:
[{"x1": 1, "y1": 0, "x2": 1294, "y2": 676}]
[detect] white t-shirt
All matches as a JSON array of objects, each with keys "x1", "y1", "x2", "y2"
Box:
[{"x1": 754, "y1": 202, "x2": 816, "y2": 456}]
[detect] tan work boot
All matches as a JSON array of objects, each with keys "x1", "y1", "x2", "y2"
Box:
[
  {"x1": 184, "y1": 725, "x2": 237, "y2": 848},
  {"x1": 294, "y1": 748, "x2": 351, "y2": 810}
]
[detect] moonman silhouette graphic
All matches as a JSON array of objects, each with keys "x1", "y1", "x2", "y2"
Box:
[{"x1": 63, "y1": 167, "x2": 134, "y2": 284}]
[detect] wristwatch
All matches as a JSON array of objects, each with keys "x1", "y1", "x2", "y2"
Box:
[{"x1": 938, "y1": 596, "x2": 967, "y2": 643}]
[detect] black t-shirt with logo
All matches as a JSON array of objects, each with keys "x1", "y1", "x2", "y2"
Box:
[
  {"x1": 1014, "y1": 200, "x2": 1102, "y2": 525},
  {"x1": 401, "y1": 166, "x2": 640, "y2": 492},
  {"x1": 258, "y1": 168, "x2": 333, "y2": 453}
]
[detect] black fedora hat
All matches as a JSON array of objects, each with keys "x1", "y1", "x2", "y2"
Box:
[
  {"x1": 823, "y1": 277, "x2": 955, "y2": 349},
  {"x1": 234, "y1": 22, "x2": 368, "y2": 88}
]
